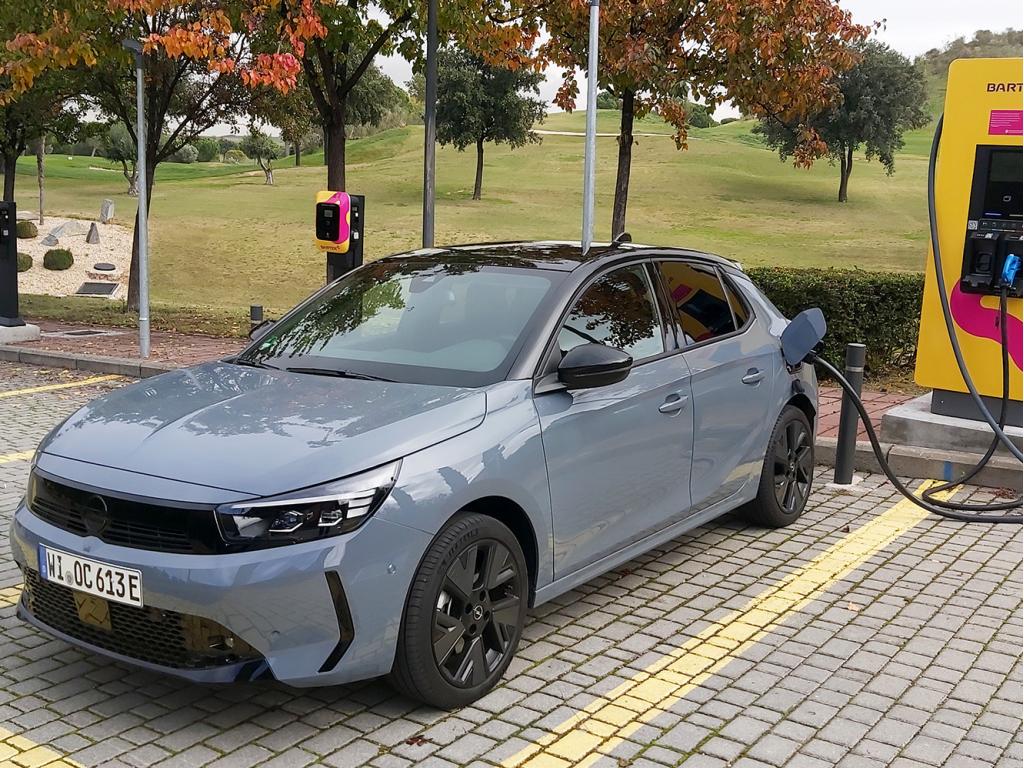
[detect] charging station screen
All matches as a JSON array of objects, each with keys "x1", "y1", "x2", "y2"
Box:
[{"x1": 984, "y1": 149, "x2": 1022, "y2": 219}]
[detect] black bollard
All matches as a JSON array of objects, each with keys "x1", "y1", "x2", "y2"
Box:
[{"x1": 833, "y1": 343, "x2": 866, "y2": 484}]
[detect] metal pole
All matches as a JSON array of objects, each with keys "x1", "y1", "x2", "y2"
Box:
[
  {"x1": 833, "y1": 342, "x2": 866, "y2": 484},
  {"x1": 580, "y1": 0, "x2": 600, "y2": 254},
  {"x1": 124, "y1": 40, "x2": 151, "y2": 359},
  {"x1": 421, "y1": 0, "x2": 438, "y2": 249}
]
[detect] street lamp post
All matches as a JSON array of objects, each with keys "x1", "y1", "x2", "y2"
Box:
[
  {"x1": 122, "y1": 38, "x2": 151, "y2": 359},
  {"x1": 581, "y1": 0, "x2": 600, "y2": 254},
  {"x1": 421, "y1": 0, "x2": 438, "y2": 249}
]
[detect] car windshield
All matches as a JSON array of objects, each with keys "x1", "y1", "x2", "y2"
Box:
[{"x1": 238, "y1": 259, "x2": 561, "y2": 387}]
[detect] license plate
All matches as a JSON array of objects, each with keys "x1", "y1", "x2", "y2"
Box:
[{"x1": 39, "y1": 546, "x2": 143, "y2": 608}]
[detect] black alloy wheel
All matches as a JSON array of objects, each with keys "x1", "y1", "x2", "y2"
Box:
[
  {"x1": 742, "y1": 404, "x2": 815, "y2": 528},
  {"x1": 390, "y1": 512, "x2": 528, "y2": 709},
  {"x1": 433, "y1": 539, "x2": 521, "y2": 688},
  {"x1": 774, "y1": 418, "x2": 813, "y2": 514}
]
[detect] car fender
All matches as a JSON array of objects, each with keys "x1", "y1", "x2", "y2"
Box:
[{"x1": 374, "y1": 380, "x2": 555, "y2": 595}]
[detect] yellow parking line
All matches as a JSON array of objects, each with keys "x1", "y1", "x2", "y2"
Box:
[
  {"x1": 0, "y1": 450, "x2": 34, "y2": 465},
  {"x1": 0, "y1": 585, "x2": 20, "y2": 609},
  {"x1": 504, "y1": 482, "x2": 954, "y2": 768},
  {"x1": 0, "y1": 726, "x2": 82, "y2": 768},
  {"x1": 0, "y1": 374, "x2": 121, "y2": 399}
]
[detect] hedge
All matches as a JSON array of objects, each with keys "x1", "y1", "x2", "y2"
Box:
[
  {"x1": 17, "y1": 252, "x2": 32, "y2": 272},
  {"x1": 16, "y1": 220, "x2": 38, "y2": 239},
  {"x1": 747, "y1": 267, "x2": 923, "y2": 375},
  {"x1": 43, "y1": 248, "x2": 74, "y2": 271}
]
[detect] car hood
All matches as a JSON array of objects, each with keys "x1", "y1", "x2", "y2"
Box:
[{"x1": 40, "y1": 362, "x2": 487, "y2": 497}]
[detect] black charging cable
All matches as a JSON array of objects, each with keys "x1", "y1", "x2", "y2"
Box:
[{"x1": 806, "y1": 115, "x2": 1022, "y2": 524}]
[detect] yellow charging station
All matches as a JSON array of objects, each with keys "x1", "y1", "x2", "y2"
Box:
[{"x1": 914, "y1": 58, "x2": 1023, "y2": 419}]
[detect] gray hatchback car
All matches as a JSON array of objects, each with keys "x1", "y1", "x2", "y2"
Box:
[{"x1": 10, "y1": 241, "x2": 817, "y2": 708}]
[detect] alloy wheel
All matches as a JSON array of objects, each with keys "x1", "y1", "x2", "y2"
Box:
[
  {"x1": 432, "y1": 539, "x2": 522, "y2": 688},
  {"x1": 773, "y1": 419, "x2": 813, "y2": 513}
]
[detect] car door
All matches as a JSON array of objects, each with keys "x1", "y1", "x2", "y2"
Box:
[
  {"x1": 654, "y1": 260, "x2": 776, "y2": 509},
  {"x1": 533, "y1": 262, "x2": 694, "y2": 579}
]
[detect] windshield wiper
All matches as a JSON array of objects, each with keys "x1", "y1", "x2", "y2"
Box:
[
  {"x1": 283, "y1": 366, "x2": 393, "y2": 382},
  {"x1": 235, "y1": 359, "x2": 282, "y2": 370}
]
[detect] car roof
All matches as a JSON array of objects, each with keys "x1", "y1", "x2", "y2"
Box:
[{"x1": 378, "y1": 241, "x2": 742, "y2": 273}]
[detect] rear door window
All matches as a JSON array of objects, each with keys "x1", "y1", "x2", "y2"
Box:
[{"x1": 656, "y1": 261, "x2": 736, "y2": 344}]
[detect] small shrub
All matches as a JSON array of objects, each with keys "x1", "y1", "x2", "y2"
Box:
[
  {"x1": 16, "y1": 220, "x2": 38, "y2": 239},
  {"x1": 171, "y1": 144, "x2": 199, "y2": 164},
  {"x1": 747, "y1": 266, "x2": 924, "y2": 376},
  {"x1": 223, "y1": 148, "x2": 248, "y2": 164},
  {"x1": 719, "y1": 116, "x2": 739, "y2": 125},
  {"x1": 43, "y1": 248, "x2": 74, "y2": 271},
  {"x1": 196, "y1": 137, "x2": 221, "y2": 162},
  {"x1": 17, "y1": 252, "x2": 32, "y2": 272}
]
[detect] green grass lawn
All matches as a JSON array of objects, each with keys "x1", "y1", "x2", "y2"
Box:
[{"x1": 11, "y1": 115, "x2": 932, "y2": 325}]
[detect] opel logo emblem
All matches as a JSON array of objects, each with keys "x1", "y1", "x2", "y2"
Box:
[
  {"x1": 472, "y1": 605, "x2": 484, "y2": 621},
  {"x1": 83, "y1": 494, "x2": 109, "y2": 536}
]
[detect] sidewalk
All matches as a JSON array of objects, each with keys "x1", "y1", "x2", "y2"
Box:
[{"x1": 4, "y1": 319, "x2": 914, "y2": 435}]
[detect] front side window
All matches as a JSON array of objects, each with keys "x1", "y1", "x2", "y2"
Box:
[
  {"x1": 238, "y1": 260, "x2": 560, "y2": 387},
  {"x1": 656, "y1": 261, "x2": 736, "y2": 345},
  {"x1": 558, "y1": 265, "x2": 664, "y2": 361}
]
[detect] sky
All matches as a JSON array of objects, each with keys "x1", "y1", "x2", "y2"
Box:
[{"x1": 371, "y1": 0, "x2": 1024, "y2": 117}]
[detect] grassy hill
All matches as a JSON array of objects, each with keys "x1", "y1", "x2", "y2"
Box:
[{"x1": 13, "y1": 121, "x2": 930, "y2": 318}]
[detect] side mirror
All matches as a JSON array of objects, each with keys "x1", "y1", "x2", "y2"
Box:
[
  {"x1": 781, "y1": 308, "x2": 827, "y2": 366},
  {"x1": 249, "y1": 318, "x2": 276, "y2": 341},
  {"x1": 558, "y1": 343, "x2": 633, "y2": 389}
]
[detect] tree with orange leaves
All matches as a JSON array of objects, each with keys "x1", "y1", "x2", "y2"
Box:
[
  {"x1": 1, "y1": 0, "x2": 320, "y2": 309},
  {"x1": 539, "y1": 0, "x2": 872, "y2": 238},
  {"x1": 264, "y1": 0, "x2": 540, "y2": 191}
]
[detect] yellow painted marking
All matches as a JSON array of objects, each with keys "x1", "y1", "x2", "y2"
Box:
[
  {"x1": 0, "y1": 585, "x2": 21, "y2": 609},
  {"x1": 0, "y1": 450, "x2": 34, "y2": 465},
  {"x1": 503, "y1": 483, "x2": 954, "y2": 767},
  {"x1": 0, "y1": 375, "x2": 120, "y2": 399},
  {"x1": 0, "y1": 726, "x2": 83, "y2": 768}
]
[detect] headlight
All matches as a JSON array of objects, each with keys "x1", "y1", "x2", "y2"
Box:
[{"x1": 215, "y1": 460, "x2": 401, "y2": 548}]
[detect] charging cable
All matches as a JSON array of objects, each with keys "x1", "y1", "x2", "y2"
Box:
[{"x1": 807, "y1": 116, "x2": 1022, "y2": 524}]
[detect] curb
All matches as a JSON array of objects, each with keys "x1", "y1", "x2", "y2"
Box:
[
  {"x1": 816, "y1": 436, "x2": 1021, "y2": 491},
  {"x1": 0, "y1": 344, "x2": 175, "y2": 379}
]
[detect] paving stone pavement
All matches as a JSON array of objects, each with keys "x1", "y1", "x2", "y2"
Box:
[{"x1": 0, "y1": 362, "x2": 1020, "y2": 768}]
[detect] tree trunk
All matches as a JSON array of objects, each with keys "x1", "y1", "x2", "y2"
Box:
[
  {"x1": 611, "y1": 89, "x2": 636, "y2": 239},
  {"x1": 473, "y1": 136, "x2": 484, "y2": 200},
  {"x1": 2, "y1": 151, "x2": 16, "y2": 202},
  {"x1": 294, "y1": 143, "x2": 301, "y2": 166},
  {"x1": 36, "y1": 137, "x2": 45, "y2": 225},
  {"x1": 837, "y1": 143, "x2": 852, "y2": 203},
  {"x1": 325, "y1": 118, "x2": 347, "y2": 190},
  {"x1": 264, "y1": 167, "x2": 274, "y2": 185},
  {"x1": 127, "y1": 160, "x2": 156, "y2": 312}
]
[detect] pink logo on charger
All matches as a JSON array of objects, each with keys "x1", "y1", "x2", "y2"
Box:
[
  {"x1": 988, "y1": 110, "x2": 1023, "y2": 136},
  {"x1": 950, "y1": 284, "x2": 1023, "y2": 371}
]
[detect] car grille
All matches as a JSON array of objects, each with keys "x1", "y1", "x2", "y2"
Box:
[
  {"x1": 22, "y1": 569, "x2": 262, "y2": 670},
  {"x1": 27, "y1": 473, "x2": 222, "y2": 554}
]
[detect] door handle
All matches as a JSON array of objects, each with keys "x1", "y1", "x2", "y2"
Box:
[
  {"x1": 741, "y1": 369, "x2": 765, "y2": 385},
  {"x1": 658, "y1": 394, "x2": 688, "y2": 414}
]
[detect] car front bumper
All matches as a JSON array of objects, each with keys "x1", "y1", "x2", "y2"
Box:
[{"x1": 10, "y1": 496, "x2": 431, "y2": 687}]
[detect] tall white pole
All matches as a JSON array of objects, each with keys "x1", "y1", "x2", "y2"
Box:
[
  {"x1": 422, "y1": 0, "x2": 438, "y2": 248},
  {"x1": 581, "y1": 0, "x2": 600, "y2": 254},
  {"x1": 124, "y1": 39, "x2": 151, "y2": 358}
]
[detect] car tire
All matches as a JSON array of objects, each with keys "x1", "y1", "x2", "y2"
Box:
[
  {"x1": 389, "y1": 512, "x2": 528, "y2": 709},
  {"x1": 741, "y1": 405, "x2": 815, "y2": 528}
]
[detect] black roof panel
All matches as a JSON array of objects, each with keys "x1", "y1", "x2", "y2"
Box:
[{"x1": 379, "y1": 241, "x2": 740, "y2": 272}]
